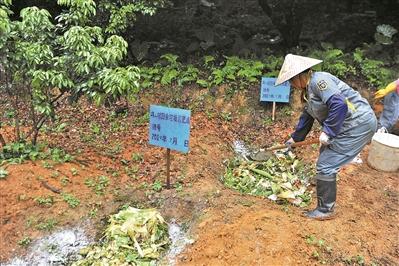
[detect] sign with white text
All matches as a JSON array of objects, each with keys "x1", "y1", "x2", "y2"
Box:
[
  {"x1": 260, "y1": 77, "x2": 291, "y2": 103},
  {"x1": 149, "y1": 105, "x2": 191, "y2": 153}
]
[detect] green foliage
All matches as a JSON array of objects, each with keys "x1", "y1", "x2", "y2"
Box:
[
  {"x1": 98, "y1": 0, "x2": 169, "y2": 34},
  {"x1": 36, "y1": 218, "x2": 58, "y2": 231},
  {"x1": 0, "y1": 1, "x2": 12, "y2": 48},
  {"x1": 1, "y1": 142, "x2": 44, "y2": 162},
  {"x1": 35, "y1": 196, "x2": 54, "y2": 207},
  {"x1": 139, "y1": 54, "x2": 268, "y2": 91},
  {"x1": 72, "y1": 207, "x2": 169, "y2": 265},
  {"x1": 62, "y1": 193, "x2": 80, "y2": 208},
  {"x1": 353, "y1": 48, "x2": 394, "y2": 87},
  {"x1": 0, "y1": 167, "x2": 8, "y2": 179},
  {"x1": 1, "y1": 0, "x2": 164, "y2": 145},
  {"x1": 152, "y1": 180, "x2": 163, "y2": 192},
  {"x1": 85, "y1": 175, "x2": 109, "y2": 195},
  {"x1": 221, "y1": 155, "x2": 314, "y2": 207},
  {"x1": 0, "y1": 142, "x2": 73, "y2": 164},
  {"x1": 49, "y1": 147, "x2": 74, "y2": 163},
  {"x1": 131, "y1": 152, "x2": 143, "y2": 162},
  {"x1": 210, "y1": 56, "x2": 264, "y2": 87},
  {"x1": 139, "y1": 54, "x2": 200, "y2": 88},
  {"x1": 220, "y1": 112, "x2": 232, "y2": 122},
  {"x1": 70, "y1": 167, "x2": 79, "y2": 176},
  {"x1": 262, "y1": 55, "x2": 284, "y2": 77},
  {"x1": 18, "y1": 236, "x2": 32, "y2": 247},
  {"x1": 308, "y1": 43, "x2": 355, "y2": 78}
]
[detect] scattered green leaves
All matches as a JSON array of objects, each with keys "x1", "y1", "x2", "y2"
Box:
[
  {"x1": 72, "y1": 207, "x2": 170, "y2": 265},
  {"x1": 62, "y1": 193, "x2": 80, "y2": 208},
  {"x1": 0, "y1": 167, "x2": 8, "y2": 179},
  {"x1": 85, "y1": 175, "x2": 109, "y2": 195},
  {"x1": 221, "y1": 154, "x2": 315, "y2": 207},
  {"x1": 35, "y1": 196, "x2": 54, "y2": 207},
  {"x1": 36, "y1": 218, "x2": 58, "y2": 231},
  {"x1": 152, "y1": 180, "x2": 163, "y2": 192},
  {"x1": 18, "y1": 236, "x2": 32, "y2": 247}
]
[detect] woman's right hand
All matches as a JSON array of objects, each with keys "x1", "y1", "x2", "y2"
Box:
[{"x1": 285, "y1": 137, "x2": 295, "y2": 148}]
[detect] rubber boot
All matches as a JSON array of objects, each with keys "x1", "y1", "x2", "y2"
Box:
[{"x1": 305, "y1": 179, "x2": 336, "y2": 220}]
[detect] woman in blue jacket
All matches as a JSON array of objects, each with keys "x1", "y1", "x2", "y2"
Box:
[{"x1": 275, "y1": 54, "x2": 377, "y2": 220}]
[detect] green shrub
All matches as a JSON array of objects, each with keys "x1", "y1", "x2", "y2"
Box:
[
  {"x1": 353, "y1": 48, "x2": 394, "y2": 87},
  {"x1": 308, "y1": 43, "x2": 355, "y2": 78}
]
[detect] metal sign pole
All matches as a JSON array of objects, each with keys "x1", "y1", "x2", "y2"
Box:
[
  {"x1": 272, "y1": 101, "x2": 276, "y2": 121},
  {"x1": 166, "y1": 148, "x2": 171, "y2": 189}
]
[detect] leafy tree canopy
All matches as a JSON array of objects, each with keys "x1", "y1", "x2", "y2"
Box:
[{"x1": 0, "y1": 0, "x2": 166, "y2": 144}]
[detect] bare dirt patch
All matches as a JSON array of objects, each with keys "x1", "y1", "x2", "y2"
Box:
[{"x1": 1, "y1": 93, "x2": 398, "y2": 266}]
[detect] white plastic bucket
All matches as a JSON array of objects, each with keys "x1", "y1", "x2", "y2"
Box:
[{"x1": 367, "y1": 133, "x2": 399, "y2": 172}]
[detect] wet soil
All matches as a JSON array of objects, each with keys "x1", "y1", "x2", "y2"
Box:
[{"x1": 0, "y1": 87, "x2": 398, "y2": 266}]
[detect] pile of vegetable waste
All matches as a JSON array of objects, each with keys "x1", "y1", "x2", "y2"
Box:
[
  {"x1": 222, "y1": 153, "x2": 315, "y2": 207},
  {"x1": 72, "y1": 207, "x2": 170, "y2": 266}
]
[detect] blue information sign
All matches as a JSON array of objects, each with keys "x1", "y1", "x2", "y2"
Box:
[
  {"x1": 149, "y1": 105, "x2": 191, "y2": 153},
  {"x1": 260, "y1": 77, "x2": 291, "y2": 103}
]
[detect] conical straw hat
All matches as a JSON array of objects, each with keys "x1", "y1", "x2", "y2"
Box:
[{"x1": 275, "y1": 54, "x2": 322, "y2": 86}]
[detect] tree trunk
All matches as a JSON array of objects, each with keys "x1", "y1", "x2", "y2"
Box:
[
  {"x1": 257, "y1": 0, "x2": 305, "y2": 48},
  {"x1": 0, "y1": 133, "x2": 6, "y2": 147},
  {"x1": 13, "y1": 90, "x2": 21, "y2": 142}
]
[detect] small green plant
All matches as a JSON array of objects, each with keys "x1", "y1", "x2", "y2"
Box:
[
  {"x1": 105, "y1": 144, "x2": 122, "y2": 157},
  {"x1": 160, "y1": 54, "x2": 182, "y2": 85},
  {"x1": 263, "y1": 55, "x2": 284, "y2": 77},
  {"x1": 281, "y1": 106, "x2": 293, "y2": 116},
  {"x1": 220, "y1": 112, "x2": 232, "y2": 122},
  {"x1": 62, "y1": 193, "x2": 80, "y2": 208},
  {"x1": 36, "y1": 218, "x2": 58, "y2": 231},
  {"x1": 42, "y1": 161, "x2": 53, "y2": 169},
  {"x1": 262, "y1": 117, "x2": 273, "y2": 126},
  {"x1": 25, "y1": 216, "x2": 36, "y2": 228},
  {"x1": 354, "y1": 255, "x2": 365, "y2": 265},
  {"x1": 174, "y1": 182, "x2": 183, "y2": 192},
  {"x1": 51, "y1": 171, "x2": 60, "y2": 178},
  {"x1": 90, "y1": 123, "x2": 102, "y2": 135},
  {"x1": 305, "y1": 234, "x2": 316, "y2": 244},
  {"x1": 35, "y1": 196, "x2": 54, "y2": 207},
  {"x1": 18, "y1": 236, "x2": 32, "y2": 247},
  {"x1": 309, "y1": 43, "x2": 355, "y2": 78},
  {"x1": 49, "y1": 148, "x2": 73, "y2": 163},
  {"x1": 152, "y1": 180, "x2": 163, "y2": 192},
  {"x1": 85, "y1": 176, "x2": 110, "y2": 195},
  {"x1": 110, "y1": 121, "x2": 126, "y2": 132},
  {"x1": 18, "y1": 194, "x2": 29, "y2": 201},
  {"x1": 0, "y1": 142, "x2": 45, "y2": 162},
  {"x1": 311, "y1": 143, "x2": 319, "y2": 150},
  {"x1": 54, "y1": 122, "x2": 68, "y2": 133},
  {"x1": 125, "y1": 165, "x2": 139, "y2": 179},
  {"x1": 139, "y1": 181, "x2": 149, "y2": 190},
  {"x1": 70, "y1": 168, "x2": 79, "y2": 176},
  {"x1": 89, "y1": 207, "x2": 98, "y2": 218},
  {"x1": 131, "y1": 152, "x2": 144, "y2": 162},
  {"x1": 61, "y1": 177, "x2": 70, "y2": 186},
  {"x1": 343, "y1": 255, "x2": 365, "y2": 265},
  {"x1": 205, "y1": 110, "x2": 214, "y2": 119},
  {"x1": 0, "y1": 168, "x2": 8, "y2": 179},
  {"x1": 134, "y1": 112, "x2": 149, "y2": 125}
]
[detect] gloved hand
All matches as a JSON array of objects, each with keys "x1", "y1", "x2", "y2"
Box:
[
  {"x1": 319, "y1": 132, "x2": 330, "y2": 145},
  {"x1": 285, "y1": 137, "x2": 295, "y2": 149},
  {"x1": 374, "y1": 81, "x2": 396, "y2": 99},
  {"x1": 376, "y1": 127, "x2": 388, "y2": 133}
]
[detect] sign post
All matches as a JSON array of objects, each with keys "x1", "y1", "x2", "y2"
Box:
[
  {"x1": 260, "y1": 77, "x2": 291, "y2": 120},
  {"x1": 149, "y1": 105, "x2": 191, "y2": 189},
  {"x1": 166, "y1": 148, "x2": 171, "y2": 188}
]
